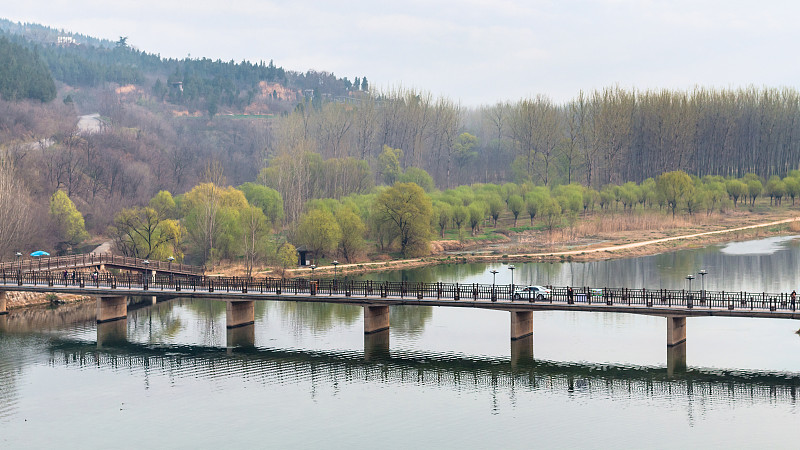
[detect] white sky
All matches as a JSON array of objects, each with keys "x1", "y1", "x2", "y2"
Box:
[{"x1": 6, "y1": 0, "x2": 800, "y2": 105}]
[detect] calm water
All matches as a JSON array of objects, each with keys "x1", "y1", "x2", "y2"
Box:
[{"x1": 2, "y1": 236, "x2": 800, "y2": 449}]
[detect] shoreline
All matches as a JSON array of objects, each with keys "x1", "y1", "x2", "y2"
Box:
[{"x1": 285, "y1": 215, "x2": 800, "y2": 277}]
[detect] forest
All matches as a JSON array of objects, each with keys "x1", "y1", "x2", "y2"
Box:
[{"x1": 2, "y1": 19, "x2": 800, "y2": 271}]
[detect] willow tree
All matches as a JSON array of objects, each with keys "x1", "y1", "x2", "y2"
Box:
[
  {"x1": 49, "y1": 190, "x2": 88, "y2": 251},
  {"x1": 372, "y1": 182, "x2": 433, "y2": 257},
  {"x1": 656, "y1": 171, "x2": 694, "y2": 218}
]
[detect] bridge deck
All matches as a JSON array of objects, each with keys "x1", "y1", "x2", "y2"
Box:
[
  {"x1": 0, "y1": 253, "x2": 203, "y2": 276},
  {"x1": 2, "y1": 273, "x2": 799, "y2": 320}
]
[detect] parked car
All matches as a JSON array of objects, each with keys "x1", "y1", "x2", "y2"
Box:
[{"x1": 513, "y1": 285, "x2": 551, "y2": 300}]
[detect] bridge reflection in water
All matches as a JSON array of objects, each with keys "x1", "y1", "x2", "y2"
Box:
[
  {"x1": 1, "y1": 299, "x2": 799, "y2": 420},
  {"x1": 43, "y1": 338, "x2": 800, "y2": 409}
]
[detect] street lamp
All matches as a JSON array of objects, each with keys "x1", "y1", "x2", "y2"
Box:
[
  {"x1": 331, "y1": 259, "x2": 339, "y2": 292},
  {"x1": 15, "y1": 251, "x2": 21, "y2": 280},
  {"x1": 143, "y1": 259, "x2": 150, "y2": 289},
  {"x1": 167, "y1": 256, "x2": 175, "y2": 270},
  {"x1": 698, "y1": 269, "x2": 707, "y2": 296},
  {"x1": 509, "y1": 265, "x2": 516, "y2": 294},
  {"x1": 310, "y1": 264, "x2": 316, "y2": 280},
  {"x1": 686, "y1": 274, "x2": 694, "y2": 292},
  {"x1": 490, "y1": 269, "x2": 499, "y2": 301}
]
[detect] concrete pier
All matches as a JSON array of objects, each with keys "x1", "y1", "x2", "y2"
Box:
[
  {"x1": 364, "y1": 305, "x2": 390, "y2": 334},
  {"x1": 666, "y1": 316, "x2": 687, "y2": 347},
  {"x1": 226, "y1": 300, "x2": 255, "y2": 329},
  {"x1": 226, "y1": 324, "x2": 255, "y2": 349},
  {"x1": 510, "y1": 310, "x2": 533, "y2": 340},
  {"x1": 0, "y1": 291, "x2": 6, "y2": 315},
  {"x1": 96, "y1": 295, "x2": 127, "y2": 323},
  {"x1": 97, "y1": 319, "x2": 127, "y2": 348},
  {"x1": 364, "y1": 329, "x2": 390, "y2": 361},
  {"x1": 510, "y1": 334, "x2": 534, "y2": 367}
]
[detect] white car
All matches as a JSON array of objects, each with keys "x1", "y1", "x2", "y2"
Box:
[{"x1": 513, "y1": 285, "x2": 551, "y2": 301}]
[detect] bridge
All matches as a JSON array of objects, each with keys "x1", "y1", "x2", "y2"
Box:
[
  {"x1": 0, "y1": 253, "x2": 203, "y2": 277},
  {"x1": 0, "y1": 271, "x2": 798, "y2": 372}
]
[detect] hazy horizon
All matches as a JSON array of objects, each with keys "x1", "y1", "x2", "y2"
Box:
[{"x1": 6, "y1": 1, "x2": 800, "y2": 105}]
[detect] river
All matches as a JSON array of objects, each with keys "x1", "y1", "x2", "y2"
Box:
[{"x1": 1, "y1": 236, "x2": 799, "y2": 448}]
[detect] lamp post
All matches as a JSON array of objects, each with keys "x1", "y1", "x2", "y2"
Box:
[
  {"x1": 15, "y1": 251, "x2": 21, "y2": 274},
  {"x1": 332, "y1": 260, "x2": 339, "y2": 290},
  {"x1": 310, "y1": 264, "x2": 316, "y2": 280},
  {"x1": 509, "y1": 265, "x2": 516, "y2": 296},
  {"x1": 698, "y1": 269, "x2": 707, "y2": 300},
  {"x1": 143, "y1": 259, "x2": 150, "y2": 289},
  {"x1": 686, "y1": 274, "x2": 694, "y2": 292},
  {"x1": 167, "y1": 256, "x2": 175, "y2": 270},
  {"x1": 490, "y1": 269, "x2": 498, "y2": 301}
]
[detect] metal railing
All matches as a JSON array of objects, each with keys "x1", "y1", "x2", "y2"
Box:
[
  {"x1": 0, "y1": 253, "x2": 203, "y2": 276},
  {"x1": 2, "y1": 273, "x2": 797, "y2": 314}
]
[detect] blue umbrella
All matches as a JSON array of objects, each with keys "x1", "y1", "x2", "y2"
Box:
[{"x1": 30, "y1": 251, "x2": 50, "y2": 257}]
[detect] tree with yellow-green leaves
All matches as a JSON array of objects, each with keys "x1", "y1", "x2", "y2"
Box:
[
  {"x1": 335, "y1": 206, "x2": 365, "y2": 262},
  {"x1": 181, "y1": 183, "x2": 249, "y2": 265},
  {"x1": 297, "y1": 208, "x2": 342, "y2": 259},
  {"x1": 49, "y1": 190, "x2": 88, "y2": 252},
  {"x1": 107, "y1": 206, "x2": 182, "y2": 260},
  {"x1": 656, "y1": 171, "x2": 694, "y2": 218},
  {"x1": 372, "y1": 182, "x2": 432, "y2": 257},
  {"x1": 276, "y1": 243, "x2": 297, "y2": 270}
]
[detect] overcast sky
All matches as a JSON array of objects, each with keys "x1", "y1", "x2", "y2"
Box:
[{"x1": 6, "y1": 1, "x2": 800, "y2": 105}]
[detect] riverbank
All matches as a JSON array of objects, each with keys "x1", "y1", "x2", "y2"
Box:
[
  {"x1": 281, "y1": 210, "x2": 800, "y2": 277},
  {"x1": 4, "y1": 291, "x2": 93, "y2": 310}
]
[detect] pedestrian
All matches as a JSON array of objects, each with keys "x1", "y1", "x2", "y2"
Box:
[
  {"x1": 567, "y1": 286, "x2": 574, "y2": 303},
  {"x1": 63, "y1": 270, "x2": 68, "y2": 283},
  {"x1": 71, "y1": 270, "x2": 76, "y2": 284},
  {"x1": 791, "y1": 290, "x2": 796, "y2": 311}
]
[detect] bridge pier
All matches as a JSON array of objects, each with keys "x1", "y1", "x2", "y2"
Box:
[
  {"x1": 510, "y1": 334, "x2": 534, "y2": 367},
  {"x1": 510, "y1": 310, "x2": 533, "y2": 340},
  {"x1": 666, "y1": 316, "x2": 686, "y2": 346},
  {"x1": 364, "y1": 305, "x2": 390, "y2": 334},
  {"x1": 0, "y1": 291, "x2": 7, "y2": 315},
  {"x1": 364, "y1": 329, "x2": 390, "y2": 361},
  {"x1": 96, "y1": 295, "x2": 127, "y2": 323},
  {"x1": 226, "y1": 301, "x2": 255, "y2": 329},
  {"x1": 97, "y1": 319, "x2": 127, "y2": 348},
  {"x1": 226, "y1": 324, "x2": 255, "y2": 349}
]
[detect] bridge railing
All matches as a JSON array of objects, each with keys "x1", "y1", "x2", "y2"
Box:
[
  {"x1": 1, "y1": 272, "x2": 798, "y2": 314},
  {"x1": 0, "y1": 253, "x2": 204, "y2": 276}
]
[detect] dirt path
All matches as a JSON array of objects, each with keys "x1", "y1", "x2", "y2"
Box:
[
  {"x1": 288, "y1": 216, "x2": 800, "y2": 276},
  {"x1": 507, "y1": 217, "x2": 800, "y2": 258}
]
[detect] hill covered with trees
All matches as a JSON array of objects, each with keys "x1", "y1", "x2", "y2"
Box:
[{"x1": 2, "y1": 18, "x2": 800, "y2": 271}]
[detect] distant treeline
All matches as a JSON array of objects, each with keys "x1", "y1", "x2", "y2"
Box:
[{"x1": 269, "y1": 86, "x2": 800, "y2": 196}]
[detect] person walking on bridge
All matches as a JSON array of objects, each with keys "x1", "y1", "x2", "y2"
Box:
[{"x1": 791, "y1": 290, "x2": 796, "y2": 311}]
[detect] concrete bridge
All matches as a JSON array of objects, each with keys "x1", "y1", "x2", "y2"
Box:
[
  {"x1": 0, "y1": 253, "x2": 203, "y2": 277},
  {"x1": 0, "y1": 273, "x2": 798, "y2": 372}
]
